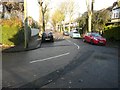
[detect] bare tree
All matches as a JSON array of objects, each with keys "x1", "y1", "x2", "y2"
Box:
[
  {"x1": 38, "y1": 0, "x2": 50, "y2": 32},
  {"x1": 66, "y1": 0, "x2": 75, "y2": 32}
]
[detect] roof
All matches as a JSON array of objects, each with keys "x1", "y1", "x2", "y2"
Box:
[{"x1": 113, "y1": 6, "x2": 120, "y2": 10}]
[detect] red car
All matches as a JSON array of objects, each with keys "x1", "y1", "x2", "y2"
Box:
[{"x1": 83, "y1": 33, "x2": 106, "y2": 45}]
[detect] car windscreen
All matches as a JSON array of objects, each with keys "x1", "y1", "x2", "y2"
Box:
[
  {"x1": 73, "y1": 32, "x2": 79, "y2": 33},
  {"x1": 92, "y1": 33, "x2": 101, "y2": 37}
]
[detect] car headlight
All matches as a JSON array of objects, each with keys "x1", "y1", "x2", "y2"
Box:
[{"x1": 94, "y1": 37, "x2": 98, "y2": 40}]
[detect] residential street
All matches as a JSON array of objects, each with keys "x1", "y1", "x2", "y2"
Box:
[{"x1": 2, "y1": 38, "x2": 118, "y2": 88}]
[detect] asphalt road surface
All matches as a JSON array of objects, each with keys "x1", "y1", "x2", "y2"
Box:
[{"x1": 2, "y1": 38, "x2": 118, "y2": 88}]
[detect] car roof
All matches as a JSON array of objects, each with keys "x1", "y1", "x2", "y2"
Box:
[
  {"x1": 87, "y1": 32, "x2": 99, "y2": 34},
  {"x1": 72, "y1": 30, "x2": 78, "y2": 32}
]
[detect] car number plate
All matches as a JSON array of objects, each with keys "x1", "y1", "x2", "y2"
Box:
[
  {"x1": 99, "y1": 41, "x2": 103, "y2": 43},
  {"x1": 46, "y1": 38, "x2": 50, "y2": 40}
]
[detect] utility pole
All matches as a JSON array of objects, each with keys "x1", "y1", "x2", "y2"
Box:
[
  {"x1": 86, "y1": 0, "x2": 94, "y2": 32},
  {"x1": 24, "y1": 0, "x2": 28, "y2": 48}
]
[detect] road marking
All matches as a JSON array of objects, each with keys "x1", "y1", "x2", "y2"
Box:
[
  {"x1": 30, "y1": 52, "x2": 70, "y2": 63},
  {"x1": 66, "y1": 40, "x2": 72, "y2": 43},
  {"x1": 73, "y1": 43, "x2": 80, "y2": 50},
  {"x1": 66, "y1": 40, "x2": 80, "y2": 50}
]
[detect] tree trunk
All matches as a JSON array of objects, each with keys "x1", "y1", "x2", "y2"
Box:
[{"x1": 42, "y1": 13, "x2": 45, "y2": 32}]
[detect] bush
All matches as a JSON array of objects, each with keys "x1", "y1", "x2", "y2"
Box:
[
  {"x1": 1, "y1": 25, "x2": 24, "y2": 45},
  {"x1": 1, "y1": 18, "x2": 24, "y2": 45},
  {"x1": 103, "y1": 25, "x2": 120, "y2": 40}
]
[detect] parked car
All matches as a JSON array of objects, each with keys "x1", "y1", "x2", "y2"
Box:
[
  {"x1": 42, "y1": 31, "x2": 54, "y2": 42},
  {"x1": 83, "y1": 32, "x2": 106, "y2": 45},
  {"x1": 63, "y1": 30, "x2": 69, "y2": 36},
  {"x1": 69, "y1": 30, "x2": 81, "y2": 38}
]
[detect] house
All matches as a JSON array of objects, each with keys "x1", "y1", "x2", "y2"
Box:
[
  {"x1": 111, "y1": 5, "x2": 120, "y2": 23},
  {"x1": 106, "y1": 2, "x2": 120, "y2": 25}
]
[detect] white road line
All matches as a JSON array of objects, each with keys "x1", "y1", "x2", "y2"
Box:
[
  {"x1": 66, "y1": 40, "x2": 80, "y2": 50},
  {"x1": 66, "y1": 39, "x2": 72, "y2": 43},
  {"x1": 30, "y1": 52, "x2": 70, "y2": 64},
  {"x1": 73, "y1": 43, "x2": 80, "y2": 50}
]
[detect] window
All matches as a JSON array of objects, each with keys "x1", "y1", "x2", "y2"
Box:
[
  {"x1": 114, "y1": 13, "x2": 116, "y2": 18},
  {"x1": 116, "y1": 13, "x2": 119, "y2": 18}
]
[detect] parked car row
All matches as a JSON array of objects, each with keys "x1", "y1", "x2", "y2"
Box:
[
  {"x1": 41, "y1": 29, "x2": 106, "y2": 46},
  {"x1": 63, "y1": 30, "x2": 81, "y2": 38},
  {"x1": 63, "y1": 30, "x2": 106, "y2": 46}
]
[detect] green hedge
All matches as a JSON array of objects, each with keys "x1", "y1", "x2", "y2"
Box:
[
  {"x1": 1, "y1": 25, "x2": 24, "y2": 45},
  {"x1": 1, "y1": 18, "x2": 24, "y2": 45},
  {"x1": 103, "y1": 25, "x2": 120, "y2": 40}
]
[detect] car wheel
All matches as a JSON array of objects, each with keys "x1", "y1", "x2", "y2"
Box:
[
  {"x1": 42, "y1": 37, "x2": 45, "y2": 42},
  {"x1": 51, "y1": 39, "x2": 54, "y2": 42},
  {"x1": 83, "y1": 38, "x2": 86, "y2": 42},
  {"x1": 51, "y1": 37, "x2": 54, "y2": 42},
  {"x1": 90, "y1": 39, "x2": 94, "y2": 44}
]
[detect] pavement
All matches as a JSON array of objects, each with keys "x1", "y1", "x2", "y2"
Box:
[{"x1": 2, "y1": 35, "x2": 41, "y2": 53}]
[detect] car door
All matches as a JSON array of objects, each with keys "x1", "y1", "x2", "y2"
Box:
[
  {"x1": 87, "y1": 34, "x2": 92, "y2": 42},
  {"x1": 85, "y1": 33, "x2": 90, "y2": 42}
]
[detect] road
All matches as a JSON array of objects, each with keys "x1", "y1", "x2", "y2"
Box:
[{"x1": 2, "y1": 38, "x2": 118, "y2": 88}]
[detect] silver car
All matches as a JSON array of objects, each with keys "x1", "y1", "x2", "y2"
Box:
[{"x1": 69, "y1": 30, "x2": 81, "y2": 38}]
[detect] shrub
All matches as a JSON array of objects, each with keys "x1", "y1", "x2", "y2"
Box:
[
  {"x1": 103, "y1": 25, "x2": 120, "y2": 40},
  {"x1": 1, "y1": 25, "x2": 24, "y2": 45},
  {"x1": 1, "y1": 18, "x2": 24, "y2": 45}
]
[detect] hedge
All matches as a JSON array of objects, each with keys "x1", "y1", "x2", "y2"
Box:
[
  {"x1": 103, "y1": 25, "x2": 120, "y2": 40},
  {"x1": 1, "y1": 25, "x2": 24, "y2": 45},
  {"x1": 1, "y1": 18, "x2": 24, "y2": 45}
]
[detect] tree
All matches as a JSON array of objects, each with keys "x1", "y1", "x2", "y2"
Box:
[
  {"x1": 66, "y1": 0, "x2": 75, "y2": 32},
  {"x1": 118, "y1": 0, "x2": 120, "y2": 6},
  {"x1": 51, "y1": 8, "x2": 65, "y2": 31},
  {"x1": 75, "y1": 12, "x2": 88, "y2": 33},
  {"x1": 51, "y1": 2, "x2": 66, "y2": 31},
  {"x1": 38, "y1": 0, "x2": 50, "y2": 32}
]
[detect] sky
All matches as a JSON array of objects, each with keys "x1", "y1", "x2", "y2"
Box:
[{"x1": 27, "y1": 0, "x2": 40, "y2": 22}]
